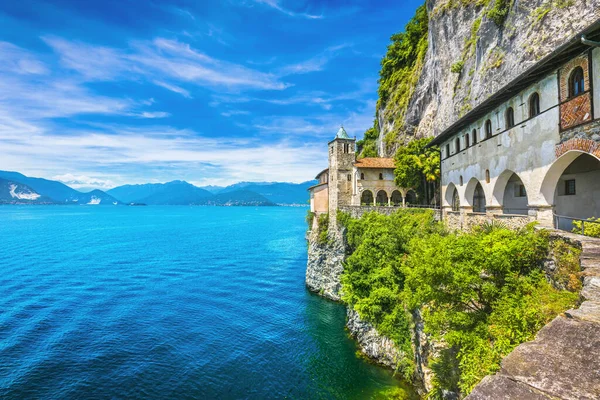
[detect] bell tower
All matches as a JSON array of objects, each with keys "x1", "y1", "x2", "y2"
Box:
[{"x1": 328, "y1": 126, "x2": 356, "y2": 217}]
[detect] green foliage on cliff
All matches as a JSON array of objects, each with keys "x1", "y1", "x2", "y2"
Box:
[
  {"x1": 339, "y1": 212, "x2": 580, "y2": 397},
  {"x1": 341, "y1": 209, "x2": 440, "y2": 379},
  {"x1": 356, "y1": 127, "x2": 379, "y2": 158},
  {"x1": 377, "y1": 4, "x2": 429, "y2": 148},
  {"x1": 393, "y1": 138, "x2": 440, "y2": 205},
  {"x1": 317, "y1": 213, "x2": 329, "y2": 244},
  {"x1": 487, "y1": 0, "x2": 513, "y2": 27}
]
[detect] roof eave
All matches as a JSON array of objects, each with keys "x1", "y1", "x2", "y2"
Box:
[{"x1": 427, "y1": 18, "x2": 600, "y2": 147}]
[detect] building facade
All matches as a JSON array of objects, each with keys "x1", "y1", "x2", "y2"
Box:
[
  {"x1": 430, "y1": 21, "x2": 600, "y2": 230},
  {"x1": 308, "y1": 127, "x2": 414, "y2": 219}
]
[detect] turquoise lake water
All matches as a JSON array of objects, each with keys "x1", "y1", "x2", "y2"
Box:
[{"x1": 0, "y1": 206, "x2": 412, "y2": 399}]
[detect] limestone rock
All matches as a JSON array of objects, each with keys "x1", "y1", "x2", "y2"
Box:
[
  {"x1": 345, "y1": 308, "x2": 401, "y2": 369},
  {"x1": 305, "y1": 229, "x2": 346, "y2": 301}
]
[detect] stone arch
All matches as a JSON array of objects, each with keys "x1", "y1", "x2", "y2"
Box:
[
  {"x1": 405, "y1": 189, "x2": 417, "y2": 205},
  {"x1": 464, "y1": 177, "x2": 483, "y2": 207},
  {"x1": 391, "y1": 190, "x2": 403, "y2": 206},
  {"x1": 492, "y1": 169, "x2": 519, "y2": 206},
  {"x1": 540, "y1": 149, "x2": 600, "y2": 204},
  {"x1": 376, "y1": 190, "x2": 388, "y2": 206},
  {"x1": 444, "y1": 183, "x2": 458, "y2": 207},
  {"x1": 502, "y1": 173, "x2": 528, "y2": 215},
  {"x1": 361, "y1": 189, "x2": 374, "y2": 206}
]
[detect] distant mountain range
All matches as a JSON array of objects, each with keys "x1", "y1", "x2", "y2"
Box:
[
  {"x1": 0, "y1": 171, "x2": 121, "y2": 205},
  {"x1": 0, "y1": 170, "x2": 315, "y2": 206}
]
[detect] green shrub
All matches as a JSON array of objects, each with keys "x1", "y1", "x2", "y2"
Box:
[
  {"x1": 340, "y1": 212, "x2": 580, "y2": 396},
  {"x1": 306, "y1": 210, "x2": 315, "y2": 230},
  {"x1": 487, "y1": 0, "x2": 513, "y2": 27},
  {"x1": 451, "y1": 61, "x2": 464, "y2": 74},
  {"x1": 317, "y1": 213, "x2": 329, "y2": 244}
]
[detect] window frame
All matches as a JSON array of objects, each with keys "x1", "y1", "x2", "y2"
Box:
[
  {"x1": 485, "y1": 119, "x2": 492, "y2": 139},
  {"x1": 565, "y1": 179, "x2": 576, "y2": 196},
  {"x1": 505, "y1": 107, "x2": 515, "y2": 129},
  {"x1": 529, "y1": 92, "x2": 540, "y2": 118},
  {"x1": 569, "y1": 67, "x2": 585, "y2": 98}
]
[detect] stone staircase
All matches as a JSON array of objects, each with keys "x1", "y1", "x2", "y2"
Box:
[{"x1": 467, "y1": 231, "x2": 600, "y2": 400}]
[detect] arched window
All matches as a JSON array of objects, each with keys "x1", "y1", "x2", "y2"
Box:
[
  {"x1": 455, "y1": 137, "x2": 461, "y2": 153},
  {"x1": 505, "y1": 107, "x2": 515, "y2": 129},
  {"x1": 452, "y1": 188, "x2": 460, "y2": 212},
  {"x1": 360, "y1": 172, "x2": 364, "y2": 180},
  {"x1": 379, "y1": 173, "x2": 383, "y2": 180},
  {"x1": 446, "y1": 144, "x2": 450, "y2": 158},
  {"x1": 460, "y1": 176, "x2": 463, "y2": 186},
  {"x1": 485, "y1": 120, "x2": 492, "y2": 139},
  {"x1": 485, "y1": 169, "x2": 490, "y2": 184},
  {"x1": 347, "y1": 174, "x2": 351, "y2": 182},
  {"x1": 472, "y1": 129, "x2": 478, "y2": 145},
  {"x1": 569, "y1": 67, "x2": 585, "y2": 97},
  {"x1": 529, "y1": 92, "x2": 540, "y2": 118},
  {"x1": 465, "y1": 133, "x2": 470, "y2": 148}
]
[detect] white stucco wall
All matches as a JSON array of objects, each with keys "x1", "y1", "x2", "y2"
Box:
[{"x1": 440, "y1": 73, "x2": 561, "y2": 210}]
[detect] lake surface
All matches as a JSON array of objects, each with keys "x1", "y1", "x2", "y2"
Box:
[{"x1": 0, "y1": 206, "x2": 412, "y2": 399}]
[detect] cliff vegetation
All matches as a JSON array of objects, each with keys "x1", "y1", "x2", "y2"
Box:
[{"x1": 338, "y1": 210, "x2": 580, "y2": 397}]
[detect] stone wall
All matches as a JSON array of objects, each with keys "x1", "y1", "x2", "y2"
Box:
[
  {"x1": 443, "y1": 211, "x2": 533, "y2": 231},
  {"x1": 339, "y1": 205, "x2": 441, "y2": 220}
]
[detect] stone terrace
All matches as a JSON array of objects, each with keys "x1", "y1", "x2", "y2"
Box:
[{"x1": 467, "y1": 230, "x2": 600, "y2": 400}]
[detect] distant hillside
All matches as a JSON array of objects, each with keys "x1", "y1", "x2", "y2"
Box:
[
  {"x1": 0, "y1": 171, "x2": 121, "y2": 205},
  {"x1": 0, "y1": 178, "x2": 55, "y2": 204},
  {"x1": 215, "y1": 181, "x2": 316, "y2": 205},
  {"x1": 209, "y1": 190, "x2": 275, "y2": 206},
  {"x1": 107, "y1": 181, "x2": 276, "y2": 206},
  {"x1": 136, "y1": 181, "x2": 213, "y2": 205}
]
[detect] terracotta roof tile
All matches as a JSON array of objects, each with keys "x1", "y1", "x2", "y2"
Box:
[{"x1": 354, "y1": 157, "x2": 395, "y2": 169}]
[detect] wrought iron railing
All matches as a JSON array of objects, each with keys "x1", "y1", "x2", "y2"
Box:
[{"x1": 553, "y1": 213, "x2": 600, "y2": 235}]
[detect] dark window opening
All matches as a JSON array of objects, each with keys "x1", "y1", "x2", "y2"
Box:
[
  {"x1": 516, "y1": 184, "x2": 527, "y2": 197},
  {"x1": 529, "y1": 92, "x2": 540, "y2": 118},
  {"x1": 446, "y1": 144, "x2": 450, "y2": 158},
  {"x1": 360, "y1": 173, "x2": 364, "y2": 180},
  {"x1": 460, "y1": 176, "x2": 463, "y2": 186},
  {"x1": 472, "y1": 129, "x2": 478, "y2": 144},
  {"x1": 465, "y1": 133, "x2": 470, "y2": 148},
  {"x1": 506, "y1": 107, "x2": 515, "y2": 129},
  {"x1": 485, "y1": 120, "x2": 492, "y2": 139},
  {"x1": 565, "y1": 179, "x2": 576, "y2": 195},
  {"x1": 569, "y1": 67, "x2": 585, "y2": 98},
  {"x1": 455, "y1": 137, "x2": 461, "y2": 153},
  {"x1": 347, "y1": 174, "x2": 351, "y2": 182},
  {"x1": 485, "y1": 169, "x2": 490, "y2": 184},
  {"x1": 379, "y1": 173, "x2": 383, "y2": 180}
]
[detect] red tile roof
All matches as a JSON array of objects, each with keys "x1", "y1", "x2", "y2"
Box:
[{"x1": 354, "y1": 157, "x2": 395, "y2": 169}]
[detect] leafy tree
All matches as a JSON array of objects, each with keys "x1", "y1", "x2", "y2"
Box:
[
  {"x1": 339, "y1": 211, "x2": 580, "y2": 396},
  {"x1": 393, "y1": 138, "x2": 440, "y2": 205},
  {"x1": 356, "y1": 127, "x2": 379, "y2": 158}
]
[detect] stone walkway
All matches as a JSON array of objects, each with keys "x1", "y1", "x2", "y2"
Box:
[{"x1": 467, "y1": 230, "x2": 600, "y2": 400}]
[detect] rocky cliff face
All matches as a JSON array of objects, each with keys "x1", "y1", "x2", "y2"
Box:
[
  {"x1": 378, "y1": 0, "x2": 600, "y2": 156},
  {"x1": 305, "y1": 229, "x2": 346, "y2": 301}
]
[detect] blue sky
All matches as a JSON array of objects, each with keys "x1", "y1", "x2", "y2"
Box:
[{"x1": 0, "y1": 0, "x2": 422, "y2": 189}]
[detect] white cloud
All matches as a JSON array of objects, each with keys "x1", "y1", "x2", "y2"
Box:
[
  {"x1": 0, "y1": 124, "x2": 326, "y2": 186},
  {"x1": 153, "y1": 80, "x2": 192, "y2": 98},
  {"x1": 138, "y1": 111, "x2": 171, "y2": 119},
  {"x1": 252, "y1": 0, "x2": 323, "y2": 19},
  {"x1": 52, "y1": 174, "x2": 116, "y2": 189},
  {"x1": 42, "y1": 36, "x2": 290, "y2": 92}
]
